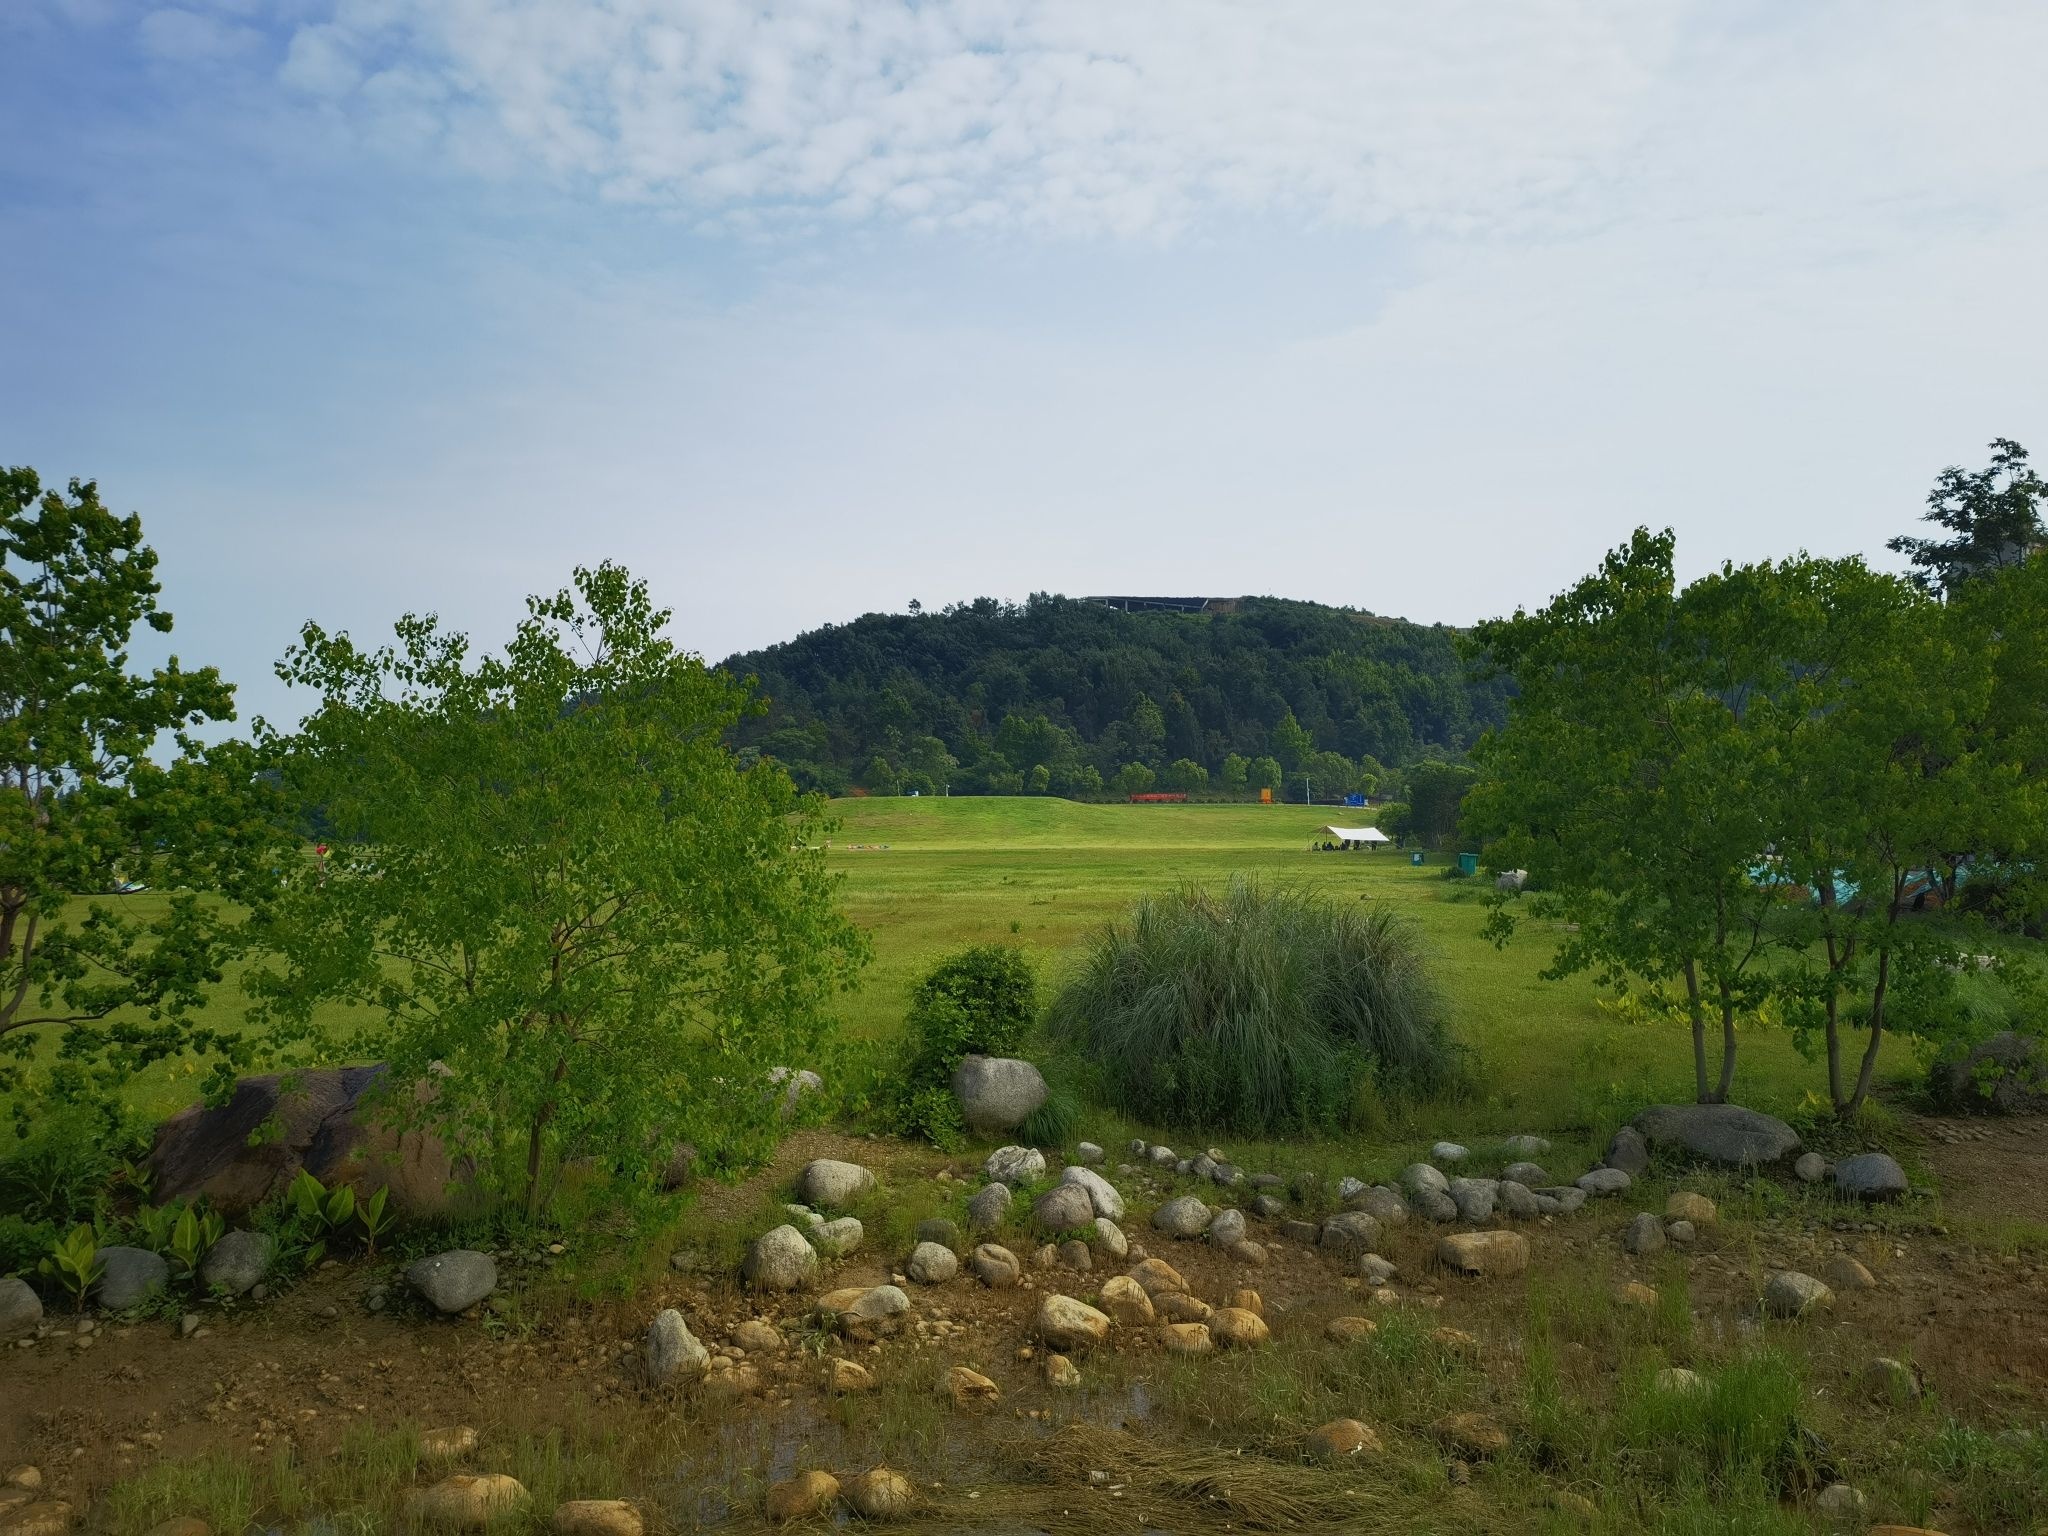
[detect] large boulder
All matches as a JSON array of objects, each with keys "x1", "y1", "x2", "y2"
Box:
[
  {"x1": 742, "y1": 1226, "x2": 818, "y2": 1291},
  {"x1": 644, "y1": 1308, "x2": 710, "y2": 1382},
  {"x1": 0, "y1": 1275, "x2": 43, "y2": 1338},
  {"x1": 407, "y1": 1250, "x2": 497, "y2": 1314},
  {"x1": 149, "y1": 1064, "x2": 476, "y2": 1220},
  {"x1": 906, "y1": 1242, "x2": 958, "y2": 1285},
  {"x1": 1151, "y1": 1196, "x2": 1212, "y2": 1238},
  {"x1": 1931, "y1": 1031, "x2": 2048, "y2": 1115},
  {"x1": 1059, "y1": 1165, "x2": 1124, "y2": 1220},
  {"x1": 795, "y1": 1159, "x2": 874, "y2": 1210},
  {"x1": 767, "y1": 1066, "x2": 823, "y2": 1118},
  {"x1": 950, "y1": 1055, "x2": 1048, "y2": 1136},
  {"x1": 406, "y1": 1473, "x2": 529, "y2": 1530},
  {"x1": 198, "y1": 1229, "x2": 271, "y2": 1297},
  {"x1": 966, "y1": 1183, "x2": 1013, "y2": 1232},
  {"x1": 1447, "y1": 1178, "x2": 1498, "y2": 1223},
  {"x1": 1437, "y1": 1230, "x2": 1530, "y2": 1278},
  {"x1": 1035, "y1": 1294, "x2": 1111, "y2": 1351},
  {"x1": 1835, "y1": 1152, "x2": 1909, "y2": 1202},
  {"x1": 1032, "y1": 1184, "x2": 1096, "y2": 1233},
  {"x1": 1632, "y1": 1104, "x2": 1801, "y2": 1167},
  {"x1": 94, "y1": 1246, "x2": 168, "y2": 1310},
  {"x1": 1603, "y1": 1126, "x2": 1651, "y2": 1175},
  {"x1": 1320, "y1": 1211, "x2": 1381, "y2": 1259}
]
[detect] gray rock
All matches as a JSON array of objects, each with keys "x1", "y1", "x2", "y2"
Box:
[
  {"x1": 833, "y1": 1284, "x2": 910, "y2": 1324},
  {"x1": 1248, "y1": 1172, "x2": 1285, "y2": 1191},
  {"x1": 1336, "y1": 1176, "x2": 1367, "y2": 1202},
  {"x1": 1448, "y1": 1177, "x2": 1498, "y2": 1223},
  {"x1": 1093, "y1": 1217, "x2": 1128, "y2": 1258},
  {"x1": 1147, "y1": 1145, "x2": 1179, "y2": 1167},
  {"x1": 1793, "y1": 1152, "x2": 1828, "y2": 1184},
  {"x1": 0, "y1": 1275, "x2": 43, "y2": 1338},
  {"x1": 1495, "y1": 869, "x2": 1529, "y2": 892},
  {"x1": 644, "y1": 1308, "x2": 709, "y2": 1381},
  {"x1": 1058, "y1": 1238, "x2": 1093, "y2": 1271},
  {"x1": 951, "y1": 1055, "x2": 1048, "y2": 1136},
  {"x1": 1622, "y1": 1213, "x2": 1666, "y2": 1256},
  {"x1": 1814, "y1": 1484, "x2": 1867, "y2": 1522},
  {"x1": 1353, "y1": 1186, "x2": 1409, "y2": 1226},
  {"x1": 814, "y1": 1217, "x2": 864, "y2": 1258},
  {"x1": 1633, "y1": 1104, "x2": 1801, "y2": 1167},
  {"x1": 1532, "y1": 1193, "x2": 1560, "y2": 1214},
  {"x1": 742, "y1": 1226, "x2": 819, "y2": 1292},
  {"x1": 1409, "y1": 1187, "x2": 1460, "y2": 1223},
  {"x1": 1060, "y1": 1165, "x2": 1125, "y2": 1220},
  {"x1": 1033, "y1": 1183, "x2": 1098, "y2": 1232},
  {"x1": 1501, "y1": 1161, "x2": 1551, "y2": 1188},
  {"x1": 1762, "y1": 1270, "x2": 1833, "y2": 1318},
  {"x1": 1358, "y1": 1254, "x2": 1399, "y2": 1286},
  {"x1": 1576, "y1": 1167, "x2": 1632, "y2": 1196},
  {"x1": 1429, "y1": 1141, "x2": 1469, "y2": 1164},
  {"x1": 94, "y1": 1245, "x2": 168, "y2": 1311},
  {"x1": 1932, "y1": 1030, "x2": 2048, "y2": 1114},
  {"x1": 1835, "y1": 1152, "x2": 1908, "y2": 1202},
  {"x1": 1152, "y1": 1196, "x2": 1213, "y2": 1238},
  {"x1": 971, "y1": 1243, "x2": 1021, "y2": 1287},
  {"x1": 768, "y1": 1066, "x2": 824, "y2": 1117},
  {"x1": 1174, "y1": 1158, "x2": 1194, "y2": 1176},
  {"x1": 796, "y1": 1158, "x2": 875, "y2": 1209},
  {"x1": 1538, "y1": 1185, "x2": 1589, "y2": 1213},
  {"x1": 1400, "y1": 1162, "x2": 1450, "y2": 1197},
  {"x1": 1128, "y1": 1139, "x2": 1149, "y2": 1158},
  {"x1": 1603, "y1": 1126, "x2": 1651, "y2": 1176},
  {"x1": 966, "y1": 1183, "x2": 1013, "y2": 1233},
  {"x1": 1280, "y1": 1219, "x2": 1321, "y2": 1245},
  {"x1": 1211, "y1": 1162, "x2": 1245, "y2": 1187},
  {"x1": 1320, "y1": 1211, "x2": 1381, "y2": 1259},
  {"x1": 1190, "y1": 1154, "x2": 1219, "y2": 1182},
  {"x1": 984, "y1": 1145, "x2": 1046, "y2": 1187},
  {"x1": 1496, "y1": 1180, "x2": 1540, "y2": 1218},
  {"x1": 1076, "y1": 1142, "x2": 1105, "y2": 1166},
  {"x1": 906, "y1": 1242, "x2": 958, "y2": 1284},
  {"x1": 914, "y1": 1217, "x2": 960, "y2": 1251},
  {"x1": 405, "y1": 1249, "x2": 496, "y2": 1314},
  {"x1": 1501, "y1": 1134, "x2": 1551, "y2": 1157},
  {"x1": 1665, "y1": 1219, "x2": 1697, "y2": 1245},
  {"x1": 1207, "y1": 1208, "x2": 1248, "y2": 1248},
  {"x1": 199, "y1": 1229, "x2": 271, "y2": 1297},
  {"x1": 1251, "y1": 1193, "x2": 1286, "y2": 1220}
]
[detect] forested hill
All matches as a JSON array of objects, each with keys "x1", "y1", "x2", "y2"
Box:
[{"x1": 718, "y1": 595, "x2": 1507, "y2": 799}]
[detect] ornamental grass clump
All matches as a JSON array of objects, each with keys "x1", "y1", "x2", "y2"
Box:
[{"x1": 1047, "y1": 878, "x2": 1455, "y2": 1135}]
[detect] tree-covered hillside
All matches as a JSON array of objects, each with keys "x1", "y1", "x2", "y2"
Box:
[{"x1": 719, "y1": 594, "x2": 1507, "y2": 799}]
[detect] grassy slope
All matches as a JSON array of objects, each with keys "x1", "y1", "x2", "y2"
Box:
[{"x1": 824, "y1": 796, "x2": 1866, "y2": 1134}]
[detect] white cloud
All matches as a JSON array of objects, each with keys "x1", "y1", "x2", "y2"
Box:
[{"x1": 138, "y1": 6, "x2": 261, "y2": 64}]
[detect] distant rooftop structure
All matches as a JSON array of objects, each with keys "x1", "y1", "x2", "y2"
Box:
[{"x1": 1082, "y1": 596, "x2": 1236, "y2": 614}]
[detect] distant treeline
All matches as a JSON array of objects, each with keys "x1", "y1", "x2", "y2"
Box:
[{"x1": 718, "y1": 594, "x2": 1507, "y2": 800}]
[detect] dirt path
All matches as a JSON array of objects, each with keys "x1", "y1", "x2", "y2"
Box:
[{"x1": 1911, "y1": 1112, "x2": 2048, "y2": 1225}]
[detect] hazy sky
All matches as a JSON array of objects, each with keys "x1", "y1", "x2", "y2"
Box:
[{"x1": 5, "y1": 1, "x2": 2046, "y2": 728}]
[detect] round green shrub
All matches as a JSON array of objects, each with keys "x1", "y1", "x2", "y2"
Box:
[{"x1": 1047, "y1": 878, "x2": 1456, "y2": 1135}]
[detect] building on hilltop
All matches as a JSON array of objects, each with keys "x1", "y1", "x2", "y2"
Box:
[{"x1": 1081, "y1": 596, "x2": 1239, "y2": 614}]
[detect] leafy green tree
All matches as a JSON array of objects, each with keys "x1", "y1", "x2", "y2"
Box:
[
  {"x1": 1026, "y1": 763, "x2": 1051, "y2": 794},
  {"x1": 1220, "y1": 754, "x2": 1250, "y2": 793},
  {"x1": 1162, "y1": 758, "x2": 1209, "y2": 793},
  {"x1": 1249, "y1": 756, "x2": 1284, "y2": 793},
  {"x1": 250, "y1": 564, "x2": 867, "y2": 1216},
  {"x1": 1113, "y1": 761, "x2": 1157, "y2": 796},
  {"x1": 1405, "y1": 761, "x2": 1478, "y2": 848},
  {"x1": 1, "y1": 468, "x2": 284, "y2": 1115},
  {"x1": 860, "y1": 754, "x2": 901, "y2": 796},
  {"x1": 1889, "y1": 438, "x2": 2046, "y2": 595},
  {"x1": 1466, "y1": 530, "x2": 1784, "y2": 1103},
  {"x1": 1272, "y1": 709, "x2": 1315, "y2": 771},
  {"x1": 1123, "y1": 693, "x2": 1166, "y2": 766}
]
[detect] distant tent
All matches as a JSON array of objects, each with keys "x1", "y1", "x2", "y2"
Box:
[{"x1": 1317, "y1": 825, "x2": 1391, "y2": 846}]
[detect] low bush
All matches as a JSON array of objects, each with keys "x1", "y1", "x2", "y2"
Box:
[
  {"x1": 0, "y1": 1102, "x2": 148, "y2": 1229},
  {"x1": 883, "y1": 945, "x2": 1038, "y2": 1146},
  {"x1": 1046, "y1": 878, "x2": 1456, "y2": 1135}
]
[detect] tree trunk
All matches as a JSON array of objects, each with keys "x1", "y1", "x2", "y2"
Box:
[
  {"x1": 1683, "y1": 959, "x2": 1709, "y2": 1103},
  {"x1": 1844, "y1": 947, "x2": 1891, "y2": 1116},
  {"x1": 524, "y1": 1055, "x2": 570, "y2": 1221},
  {"x1": 1824, "y1": 986, "x2": 1844, "y2": 1111},
  {"x1": 1715, "y1": 979, "x2": 1738, "y2": 1104}
]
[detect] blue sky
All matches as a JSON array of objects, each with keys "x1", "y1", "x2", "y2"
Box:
[{"x1": 5, "y1": 1, "x2": 2046, "y2": 728}]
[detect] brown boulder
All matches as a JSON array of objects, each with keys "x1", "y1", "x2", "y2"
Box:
[
  {"x1": 551, "y1": 1501, "x2": 643, "y2": 1536},
  {"x1": 765, "y1": 1471, "x2": 838, "y2": 1523},
  {"x1": 1306, "y1": 1418, "x2": 1381, "y2": 1461},
  {"x1": 842, "y1": 1468, "x2": 917, "y2": 1519},
  {"x1": 150, "y1": 1065, "x2": 477, "y2": 1219}
]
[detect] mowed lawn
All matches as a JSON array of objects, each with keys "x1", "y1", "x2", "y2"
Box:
[
  {"x1": 823, "y1": 796, "x2": 1873, "y2": 1133},
  {"x1": 25, "y1": 795, "x2": 1907, "y2": 1137}
]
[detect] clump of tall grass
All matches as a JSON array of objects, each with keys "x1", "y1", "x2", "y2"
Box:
[{"x1": 1045, "y1": 878, "x2": 1457, "y2": 1135}]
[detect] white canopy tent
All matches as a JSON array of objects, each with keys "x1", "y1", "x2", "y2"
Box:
[{"x1": 1317, "y1": 825, "x2": 1391, "y2": 845}]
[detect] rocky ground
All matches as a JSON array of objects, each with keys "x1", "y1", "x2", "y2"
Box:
[{"x1": 2, "y1": 1116, "x2": 2045, "y2": 1535}]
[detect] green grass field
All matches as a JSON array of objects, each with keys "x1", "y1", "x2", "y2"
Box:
[
  {"x1": 822, "y1": 796, "x2": 1876, "y2": 1135},
  {"x1": 24, "y1": 795, "x2": 1921, "y2": 1138}
]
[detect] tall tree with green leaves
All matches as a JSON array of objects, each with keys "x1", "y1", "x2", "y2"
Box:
[
  {"x1": 1, "y1": 468, "x2": 282, "y2": 1117},
  {"x1": 250, "y1": 564, "x2": 867, "y2": 1216},
  {"x1": 1889, "y1": 438, "x2": 2046, "y2": 596},
  {"x1": 1465, "y1": 530, "x2": 1784, "y2": 1103}
]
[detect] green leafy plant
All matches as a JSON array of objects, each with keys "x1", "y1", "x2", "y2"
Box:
[
  {"x1": 354, "y1": 1187, "x2": 394, "y2": 1258},
  {"x1": 128, "y1": 1202, "x2": 180, "y2": 1255},
  {"x1": 39, "y1": 1223, "x2": 105, "y2": 1311},
  {"x1": 886, "y1": 945, "x2": 1037, "y2": 1145},
  {"x1": 284, "y1": 1170, "x2": 356, "y2": 1267},
  {"x1": 166, "y1": 1205, "x2": 226, "y2": 1278}
]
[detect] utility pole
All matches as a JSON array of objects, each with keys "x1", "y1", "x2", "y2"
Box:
[{"x1": 1303, "y1": 774, "x2": 1311, "y2": 806}]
